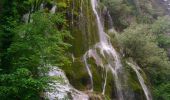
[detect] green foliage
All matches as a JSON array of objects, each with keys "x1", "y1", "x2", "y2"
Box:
[
  {"x1": 119, "y1": 24, "x2": 169, "y2": 67},
  {"x1": 0, "y1": 0, "x2": 71, "y2": 99},
  {"x1": 151, "y1": 16, "x2": 170, "y2": 35},
  {"x1": 118, "y1": 22, "x2": 170, "y2": 99},
  {"x1": 9, "y1": 12, "x2": 70, "y2": 70},
  {"x1": 151, "y1": 16, "x2": 170, "y2": 48},
  {"x1": 0, "y1": 0, "x2": 23, "y2": 73},
  {"x1": 156, "y1": 34, "x2": 170, "y2": 48},
  {"x1": 57, "y1": 2, "x2": 67, "y2": 9},
  {"x1": 102, "y1": 0, "x2": 133, "y2": 30},
  {"x1": 153, "y1": 82, "x2": 170, "y2": 100},
  {"x1": 0, "y1": 68, "x2": 47, "y2": 100},
  {"x1": 0, "y1": 0, "x2": 170, "y2": 100},
  {"x1": 0, "y1": 7, "x2": 71, "y2": 100}
]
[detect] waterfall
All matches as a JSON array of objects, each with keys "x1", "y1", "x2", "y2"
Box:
[
  {"x1": 42, "y1": 0, "x2": 154, "y2": 99},
  {"x1": 83, "y1": 0, "x2": 125, "y2": 99},
  {"x1": 91, "y1": 0, "x2": 108, "y2": 43},
  {"x1": 127, "y1": 62, "x2": 152, "y2": 100}
]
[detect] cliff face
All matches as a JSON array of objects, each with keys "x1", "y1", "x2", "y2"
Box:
[
  {"x1": 152, "y1": 0, "x2": 170, "y2": 15},
  {"x1": 65, "y1": 0, "x2": 152, "y2": 99}
]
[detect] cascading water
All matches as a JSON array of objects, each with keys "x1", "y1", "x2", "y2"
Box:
[
  {"x1": 46, "y1": 0, "x2": 153, "y2": 99},
  {"x1": 83, "y1": 0, "x2": 153, "y2": 100},
  {"x1": 127, "y1": 62, "x2": 152, "y2": 100},
  {"x1": 83, "y1": 0, "x2": 125, "y2": 99}
]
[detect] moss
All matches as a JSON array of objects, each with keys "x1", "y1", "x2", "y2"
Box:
[
  {"x1": 105, "y1": 71, "x2": 114, "y2": 98},
  {"x1": 61, "y1": 58, "x2": 89, "y2": 90},
  {"x1": 92, "y1": 68, "x2": 103, "y2": 92},
  {"x1": 70, "y1": 29, "x2": 86, "y2": 57}
]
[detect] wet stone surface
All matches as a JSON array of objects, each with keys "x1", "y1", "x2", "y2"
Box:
[{"x1": 157, "y1": 0, "x2": 170, "y2": 14}]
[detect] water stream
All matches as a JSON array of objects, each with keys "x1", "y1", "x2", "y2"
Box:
[{"x1": 127, "y1": 62, "x2": 152, "y2": 100}]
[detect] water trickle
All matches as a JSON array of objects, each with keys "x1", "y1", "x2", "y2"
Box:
[
  {"x1": 23, "y1": 13, "x2": 30, "y2": 23},
  {"x1": 40, "y1": 3, "x2": 44, "y2": 10},
  {"x1": 71, "y1": 0, "x2": 75, "y2": 25},
  {"x1": 80, "y1": 0, "x2": 84, "y2": 16},
  {"x1": 107, "y1": 11, "x2": 118, "y2": 36},
  {"x1": 107, "y1": 11, "x2": 113, "y2": 29},
  {"x1": 102, "y1": 68, "x2": 108, "y2": 95},
  {"x1": 71, "y1": 54, "x2": 75, "y2": 62},
  {"x1": 83, "y1": 52, "x2": 94, "y2": 91},
  {"x1": 127, "y1": 62, "x2": 152, "y2": 100},
  {"x1": 50, "y1": 5, "x2": 57, "y2": 14}
]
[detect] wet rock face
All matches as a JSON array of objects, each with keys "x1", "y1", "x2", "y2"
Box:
[
  {"x1": 46, "y1": 67, "x2": 89, "y2": 100},
  {"x1": 155, "y1": 0, "x2": 170, "y2": 14}
]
